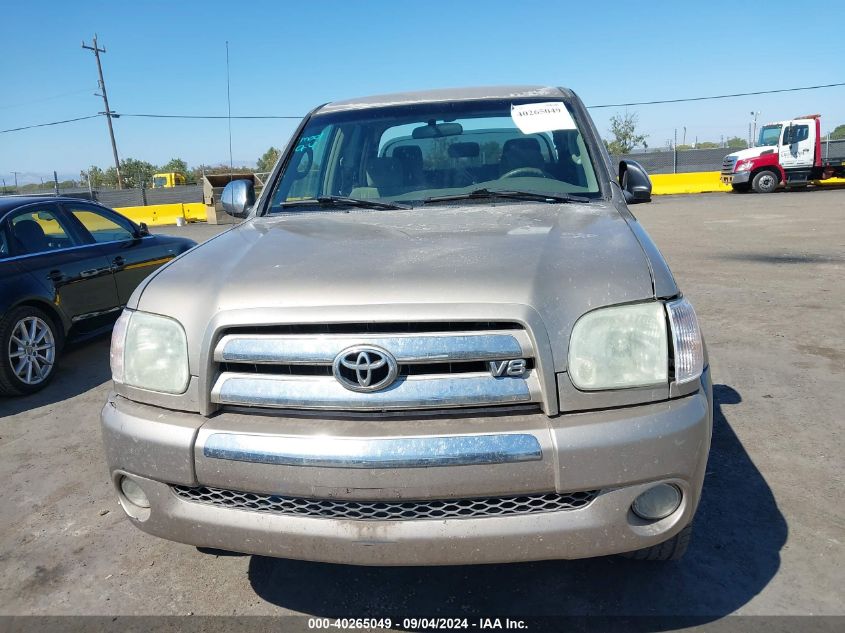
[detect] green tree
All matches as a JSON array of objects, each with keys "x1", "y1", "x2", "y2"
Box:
[
  {"x1": 201, "y1": 163, "x2": 255, "y2": 176},
  {"x1": 696, "y1": 141, "x2": 719, "y2": 149},
  {"x1": 120, "y1": 158, "x2": 157, "y2": 188},
  {"x1": 257, "y1": 147, "x2": 281, "y2": 172},
  {"x1": 81, "y1": 165, "x2": 106, "y2": 187},
  {"x1": 159, "y1": 158, "x2": 189, "y2": 176},
  {"x1": 726, "y1": 136, "x2": 748, "y2": 149},
  {"x1": 605, "y1": 112, "x2": 648, "y2": 155},
  {"x1": 103, "y1": 166, "x2": 120, "y2": 188},
  {"x1": 829, "y1": 124, "x2": 845, "y2": 140}
]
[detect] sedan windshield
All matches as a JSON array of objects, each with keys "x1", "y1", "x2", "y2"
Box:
[{"x1": 267, "y1": 99, "x2": 602, "y2": 212}]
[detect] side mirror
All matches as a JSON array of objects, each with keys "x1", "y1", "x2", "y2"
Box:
[
  {"x1": 221, "y1": 179, "x2": 256, "y2": 218},
  {"x1": 137, "y1": 222, "x2": 150, "y2": 237},
  {"x1": 619, "y1": 160, "x2": 652, "y2": 204}
]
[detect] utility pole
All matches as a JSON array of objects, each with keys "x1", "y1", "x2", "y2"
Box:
[
  {"x1": 12, "y1": 171, "x2": 20, "y2": 190},
  {"x1": 673, "y1": 129, "x2": 678, "y2": 174},
  {"x1": 750, "y1": 111, "x2": 761, "y2": 148},
  {"x1": 82, "y1": 35, "x2": 123, "y2": 189}
]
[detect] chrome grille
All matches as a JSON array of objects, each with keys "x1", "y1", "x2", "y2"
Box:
[
  {"x1": 172, "y1": 485, "x2": 597, "y2": 520},
  {"x1": 209, "y1": 322, "x2": 541, "y2": 411},
  {"x1": 721, "y1": 156, "x2": 737, "y2": 175}
]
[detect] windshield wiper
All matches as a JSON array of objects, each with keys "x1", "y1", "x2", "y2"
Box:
[
  {"x1": 280, "y1": 196, "x2": 410, "y2": 210},
  {"x1": 423, "y1": 188, "x2": 591, "y2": 205}
]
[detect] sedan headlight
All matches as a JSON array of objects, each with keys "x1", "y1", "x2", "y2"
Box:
[
  {"x1": 110, "y1": 310, "x2": 190, "y2": 394},
  {"x1": 568, "y1": 299, "x2": 704, "y2": 391}
]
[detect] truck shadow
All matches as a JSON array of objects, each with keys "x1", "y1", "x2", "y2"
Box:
[{"x1": 246, "y1": 384, "x2": 786, "y2": 621}]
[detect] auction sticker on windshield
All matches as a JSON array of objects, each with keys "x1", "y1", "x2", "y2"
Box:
[{"x1": 510, "y1": 102, "x2": 576, "y2": 134}]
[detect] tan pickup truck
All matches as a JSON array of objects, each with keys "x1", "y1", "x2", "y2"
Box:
[{"x1": 102, "y1": 85, "x2": 711, "y2": 565}]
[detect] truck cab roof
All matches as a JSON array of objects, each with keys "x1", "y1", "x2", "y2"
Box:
[{"x1": 318, "y1": 85, "x2": 575, "y2": 114}]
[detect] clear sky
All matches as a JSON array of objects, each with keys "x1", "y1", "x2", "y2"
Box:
[{"x1": 2, "y1": 0, "x2": 844, "y2": 185}]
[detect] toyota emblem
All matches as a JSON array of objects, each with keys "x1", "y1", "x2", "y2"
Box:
[{"x1": 332, "y1": 345, "x2": 399, "y2": 393}]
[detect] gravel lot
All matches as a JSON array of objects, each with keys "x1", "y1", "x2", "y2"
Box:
[{"x1": 1, "y1": 189, "x2": 843, "y2": 620}]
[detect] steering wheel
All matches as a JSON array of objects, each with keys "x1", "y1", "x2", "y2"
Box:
[{"x1": 500, "y1": 167, "x2": 550, "y2": 179}]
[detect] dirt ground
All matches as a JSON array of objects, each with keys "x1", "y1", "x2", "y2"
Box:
[{"x1": 1, "y1": 189, "x2": 842, "y2": 621}]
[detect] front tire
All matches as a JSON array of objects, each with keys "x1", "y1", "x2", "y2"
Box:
[
  {"x1": 621, "y1": 524, "x2": 692, "y2": 561},
  {"x1": 752, "y1": 170, "x2": 779, "y2": 194},
  {"x1": 0, "y1": 306, "x2": 61, "y2": 396}
]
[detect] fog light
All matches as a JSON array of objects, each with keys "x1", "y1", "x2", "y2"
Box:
[
  {"x1": 632, "y1": 484, "x2": 681, "y2": 520},
  {"x1": 119, "y1": 476, "x2": 150, "y2": 509}
]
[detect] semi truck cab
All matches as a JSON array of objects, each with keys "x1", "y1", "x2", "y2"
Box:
[{"x1": 721, "y1": 115, "x2": 845, "y2": 193}]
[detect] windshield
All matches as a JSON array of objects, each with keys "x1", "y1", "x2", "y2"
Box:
[
  {"x1": 267, "y1": 99, "x2": 602, "y2": 212},
  {"x1": 152, "y1": 176, "x2": 167, "y2": 188},
  {"x1": 757, "y1": 125, "x2": 782, "y2": 147}
]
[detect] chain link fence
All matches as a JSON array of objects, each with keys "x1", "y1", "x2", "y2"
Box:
[
  {"x1": 2, "y1": 142, "x2": 843, "y2": 204},
  {"x1": 0, "y1": 171, "x2": 274, "y2": 206},
  {"x1": 0, "y1": 182, "x2": 203, "y2": 206},
  {"x1": 611, "y1": 138, "x2": 845, "y2": 174}
]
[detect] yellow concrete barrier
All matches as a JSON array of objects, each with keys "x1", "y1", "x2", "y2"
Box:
[
  {"x1": 113, "y1": 202, "x2": 207, "y2": 226},
  {"x1": 651, "y1": 171, "x2": 845, "y2": 195},
  {"x1": 650, "y1": 171, "x2": 731, "y2": 195}
]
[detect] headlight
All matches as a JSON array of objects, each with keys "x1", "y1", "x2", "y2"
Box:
[
  {"x1": 110, "y1": 310, "x2": 190, "y2": 394},
  {"x1": 568, "y1": 302, "x2": 668, "y2": 390},
  {"x1": 665, "y1": 297, "x2": 704, "y2": 384},
  {"x1": 735, "y1": 160, "x2": 752, "y2": 172}
]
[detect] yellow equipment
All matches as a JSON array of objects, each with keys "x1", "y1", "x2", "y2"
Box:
[{"x1": 151, "y1": 172, "x2": 187, "y2": 188}]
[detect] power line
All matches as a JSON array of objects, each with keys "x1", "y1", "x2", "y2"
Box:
[
  {"x1": 0, "y1": 87, "x2": 96, "y2": 111},
  {"x1": 0, "y1": 111, "x2": 300, "y2": 135},
  {"x1": 2, "y1": 80, "x2": 843, "y2": 134},
  {"x1": 115, "y1": 113, "x2": 303, "y2": 119},
  {"x1": 0, "y1": 114, "x2": 101, "y2": 134},
  {"x1": 587, "y1": 81, "x2": 845, "y2": 108}
]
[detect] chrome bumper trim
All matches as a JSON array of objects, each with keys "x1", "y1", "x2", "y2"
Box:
[
  {"x1": 214, "y1": 330, "x2": 530, "y2": 365},
  {"x1": 211, "y1": 371, "x2": 538, "y2": 410},
  {"x1": 202, "y1": 432, "x2": 543, "y2": 468}
]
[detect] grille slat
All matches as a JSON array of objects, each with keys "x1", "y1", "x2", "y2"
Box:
[{"x1": 172, "y1": 485, "x2": 597, "y2": 520}]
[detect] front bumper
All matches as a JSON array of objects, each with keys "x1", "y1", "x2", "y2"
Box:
[
  {"x1": 101, "y1": 369, "x2": 712, "y2": 566},
  {"x1": 721, "y1": 171, "x2": 750, "y2": 185}
]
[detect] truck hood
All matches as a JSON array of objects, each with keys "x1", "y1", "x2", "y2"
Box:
[
  {"x1": 134, "y1": 202, "x2": 656, "y2": 372},
  {"x1": 727, "y1": 146, "x2": 778, "y2": 161}
]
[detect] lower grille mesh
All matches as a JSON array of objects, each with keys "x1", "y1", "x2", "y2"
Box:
[{"x1": 172, "y1": 485, "x2": 597, "y2": 521}]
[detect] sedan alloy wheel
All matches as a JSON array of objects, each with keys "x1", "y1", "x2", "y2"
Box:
[{"x1": 9, "y1": 316, "x2": 56, "y2": 385}]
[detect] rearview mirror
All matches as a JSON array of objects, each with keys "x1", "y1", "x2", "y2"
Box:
[
  {"x1": 137, "y1": 222, "x2": 150, "y2": 237},
  {"x1": 221, "y1": 179, "x2": 255, "y2": 218},
  {"x1": 412, "y1": 122, "x2": 464, "y2": 139},
  {"x1": 619, "y1": 160, "x2": 652, "y2": 204}
]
